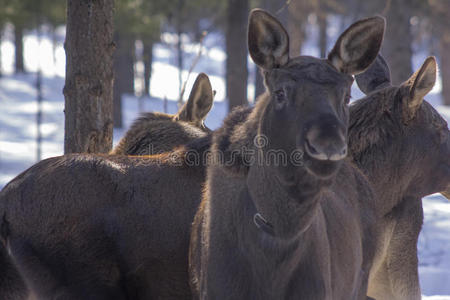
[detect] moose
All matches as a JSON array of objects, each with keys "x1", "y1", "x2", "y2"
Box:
[
  {"x1": 350, "y1": 55, "x2": 450, "y2": 300},
  {"x1": 111, "y1": 72, "x2": 213, "y2": 155},
  {"x1": 0, "y1": 10, "x2": 448, "y2": 300},
  {"x1": 0, "y1": 9, "x2": 385, "y2": 299},
  {"x1": 189, "y1": 9, "x2": 385, "y2": 299},
  {"x1": 0, "y1": 73, "x2": 215, "y2": 300},
  {"x1": 0, "y1": 138, "x2": 212, "y2": 300}
]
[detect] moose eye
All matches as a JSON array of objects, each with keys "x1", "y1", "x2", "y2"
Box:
[{"x1": 274, "y1": 89, "x2": 286, "y2": 103}]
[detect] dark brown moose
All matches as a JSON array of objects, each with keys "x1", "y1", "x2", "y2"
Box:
[
  {"x1": 350, "y1": 55, "x2": 450, "y2": 300},
  {"x1": 0, "y1": 10, "x2": 385, "y2": 299},
  {"x1": 189, "y1": 9, "x2": 385, "y2": 300},
  {"x1": 0, "y1": 138, "x2": 212, "y2": 300},
  {"x1": 0, "y1": 73, "x2": 214, "y2": 300},
  {"x1": 2, "y1": 12, "x2": 448, "y2": 300},
  {"x1": 111, "y1": 72, "x2": 213, "y2": 155}
]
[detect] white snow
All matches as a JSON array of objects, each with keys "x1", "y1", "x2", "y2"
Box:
[{"x1": 0, "y1": 23, "x2": 449, "y2": 298}]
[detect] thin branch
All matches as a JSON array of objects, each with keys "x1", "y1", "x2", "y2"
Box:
[
  {"x1": 382, "y1": 0, "x2": 392, "y2": 16},
  {"x1": 276, "y1": 0, "x2": 293, "y2": 15},
  {"x1": 178, "y1": 31, "x2": 207, "y2": 106}
]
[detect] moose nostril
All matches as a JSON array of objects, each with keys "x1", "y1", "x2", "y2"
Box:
[
  {"x1": 305, "y1": 139, "x2": 319, "y2": 155},
  {"x1": 304, "y1": 138, "x2": 347, "y2": 161}
]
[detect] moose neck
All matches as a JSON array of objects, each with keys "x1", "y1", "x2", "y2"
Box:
[
  {"x1": 349, "y1": 92, "x2": 417, "y2": 215},
  {"x1": 246, "y1": 144, "x2": 330, "y2": 239}
]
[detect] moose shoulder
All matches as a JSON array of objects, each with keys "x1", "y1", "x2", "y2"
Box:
[
  {"x1": 350, "y1": 55, "x2": 450, "y2": 300},
  {"x1": 111, "y1": 72, "x2": 213, "y2": 155},
  {"x1": 189, "y1": 9, "x2": 385, "y2": 300}
]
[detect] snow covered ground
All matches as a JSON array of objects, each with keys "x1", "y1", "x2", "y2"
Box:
[{"x1": 0, "y1": 22, "x2": 449, "y2": 297}]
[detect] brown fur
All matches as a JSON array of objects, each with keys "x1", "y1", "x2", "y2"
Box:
[
  {"x1": 190, "y1": 9, "x2": 385, "y2": 299},
  {"x1": 190, "y1": 104, "x2": 377, "y2": 300},
  {"x1": 0, "y1": 73, "x2": 214, "y2": 300},
  {"x1": 3, "y1": 13, "x2": 448, "y2": 300},
  {"x1": 0, "y1": 135, "x2": 210, "y2": 300},
  {"x1": 351, "y1": 55, "x2": 450, "y2": 300},
  {"x1": 1, "y1": 27, "x2": 445, "y2": 300},
  {"x1": 111, "y1": 73, "x2": 213, "y2": 155}
]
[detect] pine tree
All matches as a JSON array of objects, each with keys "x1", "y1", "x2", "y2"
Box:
[
  {"x1": 64, "y1": 0, "x2": 115, "y2": 153},
  {"x1": 226, "y1": 0, "x2": 249, "y2": 110}
]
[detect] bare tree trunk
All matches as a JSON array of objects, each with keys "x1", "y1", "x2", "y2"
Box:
[
  {"x1": 36, "y1": 69, "x2": 42, "y2": 161},
  {"x1": 287, "y1": 1, "x2": 307, "y2": 57},
  {"x1": 318, "y1": 12, "x2": 327, "y2": 58},
  {"x1": 0, "y1": 29, "x2": 3, "y2": 78},
  {"x1": 14, "y1": 23, "x2": 25, "y2": 74},
  {"x1": 254, "y1": 68, "x2": 265, "y2": 100},
  {"x1": 36, "y1": 21, "x2": 43, "y2": 161},
  {"x1": 176, "y1": 0, "x2": 185, "y2": 107},
  {"x1": 64, "y1": 0, "x2": 115, "y2": 154},
  {"x1": 51, "y1": 26, "x2": 58, "y2": 70},
  {"x1": 143, "y1": 41, "x2": 153, "y2": 97},
  {"x1": 382, "y1": 0, "x2": 413, "y2": 85},
  {"x1": 440, "y1": 30, "x2": 450, "y2": 106},
  {"x1": 176, "y1": 28, "x2": 183, "y2": 103},
  {"x1": 113, "y1": 32, "x2": 135, "y2": 128},
  {"x1": 113, "y1": 84, "x2": 123, "y2": 128},
  {"x1": 226, "y1": 0, "x2": 249, "y2": 111}
]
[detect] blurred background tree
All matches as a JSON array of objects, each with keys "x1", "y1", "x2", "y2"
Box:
[
  {"x1": 114, "y1": 0, "x2": 163, "y2": 127},
  {"x1": 0, "y1": 0, "x2": 449, "y2": 128},
  {"x1": 429, "y1": 0, "x2": 450, "y2": 105},
  {"x1": 113, "y1": 0, "x2": 225, "y2": 127}
]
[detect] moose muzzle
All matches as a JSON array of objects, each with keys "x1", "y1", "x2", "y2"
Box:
[{"x1": 304, "y1": 115, "x2": 347, "y2": 162}]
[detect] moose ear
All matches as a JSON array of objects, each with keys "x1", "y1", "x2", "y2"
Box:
[
  {"x1": 176, "y1": 73, "x2": 214, "y2": 125},
  {"x1": 328, "y1": 16, "x2": 385, "y2": 75},
  {"x1": 442, "y1": 185, "x2": 450, "y2": 201},
  {"x1": 248, "y1": 9, "x2": 289, "y2": 70},
  {"x1": 355, "y1": 54, "x2": 392, "y2": 94},
  {"x1": 401, "y1": 57, "x2": 437, "y2": 121}
]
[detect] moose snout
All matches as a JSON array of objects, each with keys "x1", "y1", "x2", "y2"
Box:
[{"x1": 304, "y1": 118, "x2": 347, "y2": 162}]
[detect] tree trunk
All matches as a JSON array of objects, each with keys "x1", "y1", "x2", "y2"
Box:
[
  {"x1": 176, "y1": 0, "x2": 185, "y2": 107},
  {"x1": 254, "y1": 68, "x2": 265, "y2": 100},
  {"x1": 51, "y1": 26, "x2": 58, "y2": 70},
  {"x1": 143, "y1": 41, "x2": 153, "y2": 97},
  {"x1": 287, "y1": 1, "x2": 307, "y2": 57},
  {"x1": 318, "y1": 12, "x2": 327, "y2": 58},
  {"x1": 113, "y1": 32, "x2": 135, "y2": 128},
  {"x1": 36, "y1": 70, "x2": 42, "y2": 161},
  {"x1": 226, "y1": 0, "x2": 249, "y2": 111},
  {"x1": 382, "y1": 0, "x2": 413, "y2": 85},
  {"x1": 63, "y1": 0, "x2": 115, "y2": 154},
  {"x1": 176, "y1": 28, "x2": 183, "y2": 105},
  {"x1": 14, "y1": 23, "x2": 25, "y2": 74},
  {"x1": 440, "y1": 30, "x2": 450, "y2": 106},
  {"x1": 0, "y1": 30, "x2": 3, "y2": 78}
]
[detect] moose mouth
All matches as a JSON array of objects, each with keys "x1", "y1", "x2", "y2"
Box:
[{"x1": 304, "y1": 140, "x2": 347, "y2": 162}]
